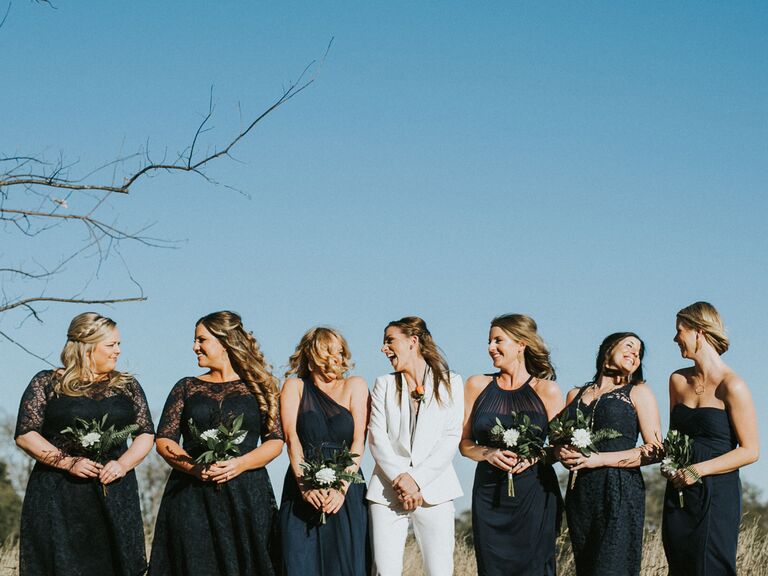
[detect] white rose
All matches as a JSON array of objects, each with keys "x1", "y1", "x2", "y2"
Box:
[
  {"x1": 81, "y1": 432, "x2": 101, "y2": 448},
  {"x1": 200, "y1": 429, "x2": 219, "y2": 441},
  {"x1": 571, "y1": 428, "x2": 592, "y2": 449},
  {"x1": 660, "y1": 458, "x2": 675, "y2": 474},
  {"x1": 502, "y1": 428, "x2": 520, "y2": 448},
  {"x1": 314, "y1": 467, "x2": 337, "y2": 486},
  {"x1": 232, "y1": 431, "x2": 248, "y2": 445}
]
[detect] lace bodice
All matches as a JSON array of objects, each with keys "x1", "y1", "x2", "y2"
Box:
[
  {"x1": 567, "y1": 383, "x2": 639, "y2": 452},
  {"x1": 15, "y1": 370, "x2": 154, "y2": 445},
  {"x1": 156, "y1": 377, "x2": 283, "y2": 451}
]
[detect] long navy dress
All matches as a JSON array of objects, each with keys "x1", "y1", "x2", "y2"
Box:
[
  {"x1": 15, "y1": 370, "x2": 154, "y2": 576},
  {"x1": 662, "y1": 405, "x2": 740, "y2": 575},
  {"x1": 279, "y1": 378, "x2": 369, "y2": 576},
  {"x1": 149, "y1": 377, "x2": 282, "y2": 576},
  {"x1": 564, "y1": 384, "x2": 645, "y2": 576},
  {"x1": 469, "y1": 375, "x2": 562, "y2": 576}
]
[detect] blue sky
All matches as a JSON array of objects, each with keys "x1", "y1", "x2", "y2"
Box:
[{"x1": 2, "y1": 2, "x2": 766, "y2": 508}]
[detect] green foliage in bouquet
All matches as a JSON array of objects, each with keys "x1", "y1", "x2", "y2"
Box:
[
  {"x1": 60, "y1": 414, "x2": 139, "y2": 463},
  {"x1": 661, "y1": 429, "x2": 699, "y2": 508},
  {"x1": 187, "y1": 413, "x2": 248, "y2": 465},
  {"x1": 548, "y1": 408, "x2": 622, "y2": 456},
  {"x1": 300, "y1": 444, "x2": 365, "y2": 524},
  {"x1": 488, "y1": 412, "x2": 545, "y2": 497}
]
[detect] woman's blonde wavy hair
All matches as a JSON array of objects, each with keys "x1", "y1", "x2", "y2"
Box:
[
  {"x1": 491, "y1": 314, "x2": 557, "y2": 380},
  {"x1": 387, "y1": 316, "x2": 452, "y2": 405},
  {"x1": 285, "y1": 327, "x2": 354, "y2": 381},
  {"x1": 55, "y1": 312, "x2": 133, "y2": 397},
  {"x1": 197, "y1": 311, "x2": 280, "y2": 432},
  {"x1": 677, "y1": 301, "x2": 729, "y2": 355}
]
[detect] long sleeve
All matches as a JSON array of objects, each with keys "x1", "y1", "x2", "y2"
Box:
[
  {"x1": 367, "y1": 375, "x2": 407, "y2": 482},
  {"x1": 409, "y1": 373, "x2": 464, "y2": 490},
  {"x1": 15, "y1": 370, "x2": 54, "y2": 438}
]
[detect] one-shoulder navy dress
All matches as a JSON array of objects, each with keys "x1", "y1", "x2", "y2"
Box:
[
  {"x1": 662, "y1": 405, "x2": 740, "y2": 576},
  {"x1": 564, "y1": 384, "x2": 645, "y2": 576},
  {"x1": 279, "y1": 378, "x2": 369, "y2": 576},
  {"x1": 469, "y1": 375, "x2": 562, "y2": 576}
]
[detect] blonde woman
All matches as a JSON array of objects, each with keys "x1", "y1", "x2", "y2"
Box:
[
  {"x1": 14, "y1": 312, "x2": 155, "y2": 576},
  {"x1": 460, "y1": 314, "x2": 564, "y2": 576},
  {"x1": 149, "y1": 311, "x2": 284, "y2": 576},
  {"x1": 662, "y1": 302, "x2": 759, "y2": 575},
  {"x1": 279, "y1": 327, "x2": 370, "y2": 576},
  {"x1": 367, "y1": 316, "x2": 464, "y2": 576}
]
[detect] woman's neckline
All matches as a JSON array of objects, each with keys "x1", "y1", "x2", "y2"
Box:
[
  {"x1": 191, "y1": 375, "x2": 243, "y2": 384},
  {"x1": 493, "y1": 373, "x2": 534, "y2": 392}
]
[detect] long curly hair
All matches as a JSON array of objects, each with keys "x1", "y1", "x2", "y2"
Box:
[
  {"x1": 590, "y1": 332, "x2": 645, "y2": 386},
  {"x1": 196, "y1": 311, "x2": 280, "y2": 432},
  {"x1": 55, "y1": 312, "x2": 133, "y2": 397},
  {"x1": 285, "y1": 326, "x2": 354, "y2": 380},
  {"x1": 386, "y1": 316, "x2": 452, "y2": 405},
  {"x1": 491, "y1": 313, "x2": 556, "y2": 380}
]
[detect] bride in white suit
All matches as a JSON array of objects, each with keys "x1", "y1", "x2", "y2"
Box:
[{"x1": 367, "y1": 316, "x2": 464, "y2": 576}]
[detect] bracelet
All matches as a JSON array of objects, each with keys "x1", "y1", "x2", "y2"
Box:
[{"x1": 683, "y1": 465, "x2": 701, "y2": 482}]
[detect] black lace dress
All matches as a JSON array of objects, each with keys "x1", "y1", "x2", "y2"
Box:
[
  {"x1": 148, "y1": 377, "x2": 283, "y2": 576},
  {"x1": 564, "y1": 384, "x2": 645, "y2": 576},
  {"x1": 469, "y1": 376, "x2": 562, "y2": 576},
  {"x1": 279, "y1": 378, "x2": 369, "y2": 576},
  {"x1": 662, "y1": 405, "x2": 740, "y2": 575},
  {"x1": 14, "y1": 370, "x2": 154, "y2": 576}
]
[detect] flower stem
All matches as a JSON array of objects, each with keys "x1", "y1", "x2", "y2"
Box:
[
  {"x1": 320, "y1": 511, "x2": 327, "y2": 525},
  {"x1": 678, "y1": 490, "x2": 684, "y2": 508},
  {"x1": 507, "y1": 471, "x2": 515, "y2": 497},
  {"x1": 569, "y1": 470, "x2": 578, "y2": 490}
]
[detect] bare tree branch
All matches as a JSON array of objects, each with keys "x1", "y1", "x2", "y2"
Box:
[
  {"x1": 0, "y1": 296, "x2": 147, "y2": 315},
  {"x1": 0, "y1": 329, "x2": 57, "y2": 367}
]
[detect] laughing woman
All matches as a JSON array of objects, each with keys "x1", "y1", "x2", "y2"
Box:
[
  {"x1": 662, "y1": 302, "x2": 759, "y2": 575},
  {"x1": 367, "y1": 316, "x2": 464, "y2": 576},
  {"x1": 15, "y1": 312, "x2": 154, "y2": 576},
  {"x1": 149, "y1": 311, "x2": 284, "y2": 576},
  {"x1": 460, "y1": 314, "x2": 563, "y2": 576},
  {"x1": 557, "y1": 333, "x2": 662, "y2": 576},
  {"x1": 279, "y1": 327, "x2": 370, "y2": 576}
]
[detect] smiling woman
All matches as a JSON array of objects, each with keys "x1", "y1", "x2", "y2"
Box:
[{"x1": 13, "y1": 312, "x2": 155, "y2": 576}]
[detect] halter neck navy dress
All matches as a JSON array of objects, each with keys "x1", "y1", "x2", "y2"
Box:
[
  {"x1": 564, "y1": 384, "x2": 645, "y2": 576},
  {"x1": 662, "y1": 405, "x2": 740, "y2": 575},
  {"x1": 279, "y1": 378, "x2": 369, "y2": 576},
  {"x1": 469, "y1": 375, "x2": 562, "y2": 576}
]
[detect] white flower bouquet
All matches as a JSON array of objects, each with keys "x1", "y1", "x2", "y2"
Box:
[
  {"x1": 488, "y1": 412, "x2": 545, "y2": 497},
  {"x1": 299, "y1": 444, "x2": 365, "y2": 524},
  {"x1": 548, "y1": 408, "x2": 622, "y2": 488},
  {"x1": 661, "y1": 429, "x2": 698, "y2": 508},
  {"x1": 187, "y1": 413, "x2": 248, "y2": 466},
  {"x1": 60, "y1": 415, "x2": 140, "y2": 494}
]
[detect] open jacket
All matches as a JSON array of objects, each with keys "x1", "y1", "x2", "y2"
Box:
[{"x1": 366, "y1": 370, "x2": 464, "y2": 506}]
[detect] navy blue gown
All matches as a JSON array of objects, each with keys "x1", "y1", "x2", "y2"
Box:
[
  {"x1": 149, "y1": 377, "x2": 282, "y2": 576},
  {"x1": 279, "y1": 378, "x2": 369, "y2": 576},
  {"x1": 662, "y1": 405, "x2": 740, "y2": 576},
  {"x1": 564, "y1": 384, "x2": 645, "y2": 576},
  {"x1": 15, "y1": 370, "x2": 154, "y2": 576},
  {"x1": 469, "y1": 375, "x2": 562, "y2": 576}
]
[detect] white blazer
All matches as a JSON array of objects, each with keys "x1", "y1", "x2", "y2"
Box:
[{"x1": 366, "y1": 371, "x2": 464, "y2": 506}]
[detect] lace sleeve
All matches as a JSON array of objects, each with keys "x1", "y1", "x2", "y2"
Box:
[
  {"x1": 261, "y1": 400, "x2": 284, "y2": 442},
  {"x1": 15, "y1": 370, "x2": 55, "y2": 437},
  {"x1": 156, "y1": 378, "x2": 188, "y2": 441},
  {"x1": 125, "y1": 378, "x2": 155, "y2": 435}
]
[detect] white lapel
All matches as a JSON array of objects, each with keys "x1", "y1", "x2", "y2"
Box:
[
  {"x1": 411, "y1": 368, "x2": 436, "y2": 460},
  {"x1": 396, "y1": 375, "x2": 412, "y2": 453}
]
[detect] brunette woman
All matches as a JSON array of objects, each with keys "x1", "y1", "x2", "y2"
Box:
[
  {"x1": 460, "y1": 314, "x2": 563, "y2": 576},
  {"x1": 15, "y1": 312, "x2": 154, "y2": 576},
  {"x1": 367, "y1": 316, "x2": 463, "y2": 576},
  {"x1": 149, "y1": 311, "x2": 284, "y2": 576},
  {"x1": 662, "y1": 302, "x2": 758, "y2": 575},
  {"x1": 279, "y1": 327, "x2": 370, "y2": 575},
  {"x1": 557, "y1": 332, "x2": 662, "y2": 576}
]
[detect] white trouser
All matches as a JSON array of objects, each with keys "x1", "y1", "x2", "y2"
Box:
[{"x1": 369, "y1": 500, "x2": 455, "y2": 576}]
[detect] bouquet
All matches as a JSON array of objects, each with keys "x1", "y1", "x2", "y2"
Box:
[
  {"x1": 187, "y1": 413, "x2": 248, "y2": 465},
  {"x1": 548, "y1": 408, "x2": 622, "y2": 488},
  {"x1": 661, "y1": 429, "x2": 698, "y2": 508},
  {"x1": 488, "y1": 412, "x2": 545, "y2": 497},
  {"x1": 60, "y1": 415, "x2": 140, "y2": 494},
  {"x1": 299, "y1": 444, "x2": 365, "y2": 524}
]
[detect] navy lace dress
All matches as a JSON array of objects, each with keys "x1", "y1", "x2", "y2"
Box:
[
  {"x1": 15, "y1": 370, "x2": 154, "y2": 576},
  {"x1": 662, "y1": 405, "x2": 740, "y2": 575},
  {"x1": 148, "y1": 377, "x2": 283, "y2": 576},
  {"x1": 279, "y1": 378, "x2": 369, "y2": 576},
  {"x1": 564, "y1": 384, "x2": 645, "y2": 576},
  {"x1": 469, "y1": 375, "x2": 562, "y2": 576}
]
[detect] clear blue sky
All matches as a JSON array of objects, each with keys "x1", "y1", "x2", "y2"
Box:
[{"x1": 2, "y1": 2, "x2": 767, "y2": 509}]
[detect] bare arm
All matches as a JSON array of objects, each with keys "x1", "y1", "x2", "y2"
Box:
[{"x1": 16, "y1": 431, "x2": 102, "y2": 478}]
